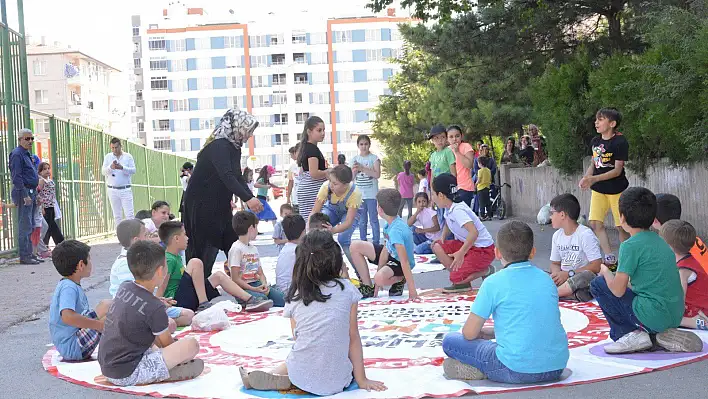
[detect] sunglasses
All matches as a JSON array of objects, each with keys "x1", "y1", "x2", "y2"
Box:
[{"x1": 23, "y1": 137, "x2": 35, "y2": 141}]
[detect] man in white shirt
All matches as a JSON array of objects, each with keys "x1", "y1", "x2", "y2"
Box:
[{"x1": 102, "y1": 138, "x2": 137, "y2": 224}]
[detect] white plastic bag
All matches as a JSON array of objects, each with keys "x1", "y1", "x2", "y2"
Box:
[
  {"x1": 537, "y1": 204, "x2": 552, "y2": 225},
  {"x1": 191, "y1": 301, "x2": 242, "y2": 332}
]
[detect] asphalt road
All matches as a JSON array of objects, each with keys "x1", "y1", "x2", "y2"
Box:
[{"x1": 1, "y1": 215, "x2": 705, "y2": 398}]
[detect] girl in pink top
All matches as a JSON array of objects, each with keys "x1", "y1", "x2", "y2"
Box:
[
  {"x1": 447, "y1": 125, "x2": 476, "y2": 207},
  {"x1": 395, "y1": 160, "x2": 416, "y2": 217}
]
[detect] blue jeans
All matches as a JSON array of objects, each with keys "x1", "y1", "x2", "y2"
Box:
[
  {"x1": 12, "y1": 189, "x2": 36, "y2": 260},
  {"x1": 410, "y1": 226, "x2": 432, "y2": 254},
  {"x1": 247, "y1": 281, "x2": 285, "y2": 307},
  {"x1": 457, "y1": 189, "x2": 475, "y2": 208},
  {"x1": 358, "y1": 199, "x2": 380, "y2": 244},
  {"x1": 589, "y1": 275, "x2": 653, "y2": 341},
  {"x1": 322, "y1": 206, "x2": 357, "y2": 247},
  {"x1": 442, "y1": 333, "x2": 564, "y2": 384}
]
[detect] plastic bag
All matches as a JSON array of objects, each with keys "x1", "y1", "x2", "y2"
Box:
[
  {"x1": 537, "y1": 204, "x2": 552, "y2": 225},
  {"x1": 191, "y1": 301, "x2": 242, "y2": 332}
]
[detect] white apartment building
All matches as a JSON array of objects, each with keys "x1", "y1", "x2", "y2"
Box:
[
  {"x1": 27, "y1": 41, "x2": 128, "y2": 138},
  {"x1": 131, "y1": 3, "x2": 410, "y2": 170}
]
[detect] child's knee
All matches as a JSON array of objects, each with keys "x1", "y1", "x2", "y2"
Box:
[
  {"x1": 350, "y1": 240, "x2": 370, "y2": 254},
  {"x1": 181, "y1": 309, "x2": 195, "y2": 323},
  {"x1": 589, "y1": 275, "x2": 606, "y2": 294},
  {"x1": 442, "y1": 332, "x2": 464, "y2": 354},
  {"x1": 168, "y1": 318, "x2": 177, "y2": 333},
  {"x1": 187, "y1": 258, "x2": 204, "y2": 270},
  {"x1": 183, "y1": 336, "x2": 200, "y2": 357}
]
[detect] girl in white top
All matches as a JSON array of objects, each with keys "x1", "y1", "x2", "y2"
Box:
[
  {"x1": 239, "y1": 230, "x2": 387, "y2": 396},
  {"x1": 142, "y1": 201, "x2": 171, "y2": 241}
]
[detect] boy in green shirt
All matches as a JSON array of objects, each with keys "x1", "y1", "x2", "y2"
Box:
[
  {"x1": 589, "y1": 187, "x2": 702, "y2": 354},
  {"x1": 158, "y1": 221, "x2": 273, "y2": 313},
  {"x1": 428, "y1": 124, "x2": 457, "y2": 228}
]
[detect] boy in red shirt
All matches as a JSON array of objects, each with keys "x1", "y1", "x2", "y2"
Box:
[{"x1": 660, "y1": 220, "x2": 708, "y2": 330}]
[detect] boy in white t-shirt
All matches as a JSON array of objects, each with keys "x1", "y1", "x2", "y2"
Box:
[
  {"x1": 275, "y1": 214, "x2": 306, "y2": 294},
  {"x1": 407, "y1": 192, "x2": 441, "y2": 254},
  {"x1": 549, "y1": 194, "x2": 602, "y2": 301},
  {"x1": 431, "y1": 173, "x2": 496, "y2": 293}
]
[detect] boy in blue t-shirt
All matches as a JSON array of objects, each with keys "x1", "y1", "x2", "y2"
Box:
[
  {"x1": 49, "y1": 240, "x2": 112, "y2": 360},
  {"x1": 350, "y1": 188, "x2": 417, "y2": 300},
  {"x1": 442, "y1": 221, "x2": 569, "y2": 383}
]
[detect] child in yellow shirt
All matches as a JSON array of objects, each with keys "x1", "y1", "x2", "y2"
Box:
[{"x1": 476, "y1": 156, "x2": 492, "y2": 221}]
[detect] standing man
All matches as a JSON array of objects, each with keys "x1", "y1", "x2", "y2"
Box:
[
  {"x1": 102, "y1": 138, "x2": 136, "y2": 225},
  {"x1": 9, "y1": 129, "x2": 41, "y2": 264}
]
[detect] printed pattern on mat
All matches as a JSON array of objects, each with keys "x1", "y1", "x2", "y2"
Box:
[{"x1": 43, "y1": 291, "x2": 708, "y2": 398}]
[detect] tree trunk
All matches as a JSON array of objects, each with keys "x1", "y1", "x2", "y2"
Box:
[{"x1": 606, "y1": 1, "x2": 625, "y2": 52}]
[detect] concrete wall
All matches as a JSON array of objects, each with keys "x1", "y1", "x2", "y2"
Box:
[{"x1": 499, "y1": 159, "x2": 708, "y2": 238}]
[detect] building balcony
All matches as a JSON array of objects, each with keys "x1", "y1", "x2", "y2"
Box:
[{"x1": 68, "y1": 104, "x2": 82, "y2": 115}]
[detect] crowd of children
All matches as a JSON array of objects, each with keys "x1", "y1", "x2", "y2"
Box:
[{"x1": 46, "y1": 107, "x2": 708, "y2": 394}]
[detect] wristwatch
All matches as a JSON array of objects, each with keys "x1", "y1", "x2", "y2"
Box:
[{"x1": 568, "y1": 270, "x2": 576, "y2": 277}]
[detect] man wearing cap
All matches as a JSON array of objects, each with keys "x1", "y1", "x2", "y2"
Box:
[
  {"x1": 102, "y1": 137, "x2": 136, "y2": 225},
  {"x1": 9, "y1": 128, "x2": 42, "y2": 264}
]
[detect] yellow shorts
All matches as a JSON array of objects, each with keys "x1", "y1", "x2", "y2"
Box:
[{"x1": 589, "y1": 191, "x2": 622, "y2": 226}]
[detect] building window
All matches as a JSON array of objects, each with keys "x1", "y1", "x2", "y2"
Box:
[
  {"x1": 149, "y1": 59, "x2": 168, "y2": 70},
  {"x1": 296, "y1": 112, "x2": 310, "y2": 123},
  {"x1": 272, "y1": 54, "x2": 285, "y2": 65},
  {"x1": 335, "y1": 31, "x2": 352, "y2": 43},
  {"x1": 249, "y1": 35, "x2": 267, "y2": 48},
  {"x1": 366, "y1": 49, "x2": 382, "y2": 62},
  {"x1": 153, "y1": 136, "x2": 171, "y2": 151},
  {"x1": 132, "y1": 27, "x2": 140, "y2": 36},
  {"x1": 255, "y1": 115, "x2": 273, "y2": 127},
  {"x1": 34, "y1": 118, "x2": 50, "y2": 133},
  {"x1": 310, "y1": 32, "x2": 327, "y2": 45},
  {"x1": 391, "y1": 48, "x2": 401, "y2": 59},
  {"x1": 227, "y1": 96, "x2": 244, "y2": 109},
  {"x1": 310, "y1": 52, "x2": 327, "y2": 65},
  {"x1": 195, "y1": 38, "x2": 210, "y2": 50},
  {"x1": 253, "y1": 95, "x2": 269, "y2": 108},
  {"x1": 368, "y1": 69, "x2": 384, "y2": 81},
  {"x1": 293, "y1": 53, "x2": 306, "y2": 64},
  {"x1": 365, "y1": 29, "x2": 380, "y2": 42},
  {"x1": 173, "y1": 39, "x2": 186, "y2": 51},
  {"x1": 150, "y1": 77, "x2": 168, "y2": 90},
  {"x1": 337, "y1": 50, "x2": 353, "y2": 63},
  {"x1": 198, "y1": 77, "x2": 213, "y2": 90},
  {"x1": 272, "y1": 91, "x2": 287, "y2": 105},
  {"x1": 295, "y1": 93, "x2": 303, "y2": 104},
  {"x1": 32, "y1": 60, "x2": 47, "y2": 76},
  {"x1": 148, "y1": 37, "x2": 166, "y2": 50},
  {"x1": 197, "y1": 58, "x2": 211, "y2": 70},
  {"x1": 152, "y1": 100, "x2": 169, "y2": 110},
  {"x1": 136, "y1": 90, "x2": 143, "y2": 100},
  {"x1": 133, "y1": 58, "x2": 141, "y2": 68},
  {"x1": 311, "y1": 72, "x2": 328, "y2": 85},
  {"x1": 137, "y1": 121, "x2": 145, "y2": 132},
  {"x1": 229, "y1": 76, "x2": 244, "y2": 88},
  {"x1": 251, "y1": 75, "x2": 267, "y2": 88},
  {"x1": 226, "y1": 55, "x2": 242, "y2": 68},
  {"x1": 392, "y1": 29, "x2": 402, "y2": 41},
  {"x1": 312, "y1": 92, "x2": 330, "y2": 105},
  {"x1": 199, "y1": 119, "x2": 215, "y2": 130},
  {"x1": 338, "y1": 70, "x2": 353, "y2": 83},
  {"x1": 171, "y1": 59, "x2": 187, "y2": 72},
  {"x1": 134, "y1": 42, "x2": 140, "y2": 53},
  {"x1": 339, "y1": 110, "x2": 354, "y2": 124},
  {"x1": 251, "y1": 55, "x2": 268, "y2": 67},
  {"x1": 274, "y1": 114, "x2": 288, "y2": 125},
  {"x1": 172, "y1": 99, "x2": 188, "y2": 111},
  {"x1": 270, "y1": 34, "x2": 284, "y2": 46},
  {"x1": 274, "y1": 133, "x2": 289, "y2": 146},
  {"x1": 198, "y1": 98, "x2": 213, "y2": 109},
  {"x1": 292, "y1": 33, "x2": 306, "y2": 44},
  {"x1": 153, "y1": 120, "x2": 170, "y2": 131},
  {"x1": 173, "y1": 119, "x2": 188, "y2": 131},
  {"x1": 272, "y1": 73, "x2": 286, "y2": 85},
  {"x1": 224, "y1": 36, "x2": 240, "y2": 48},
  {"x1": 294, "y1": 73, "x2": 308, "y2": 85},
  {"x1": 34, "y1": 90, "x2": 48, "y2": 104}
]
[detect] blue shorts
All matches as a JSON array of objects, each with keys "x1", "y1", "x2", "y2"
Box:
[{"x1": 165, "y1": 306, "x2": 186, "y2": 319}]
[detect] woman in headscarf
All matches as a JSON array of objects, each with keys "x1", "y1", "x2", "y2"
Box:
[{"x1": 183, "y1": 108, "x2": 264, "y2": 276}]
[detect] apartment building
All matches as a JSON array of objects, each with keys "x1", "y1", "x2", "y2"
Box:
[
  {"x1": 27, "y1": 41, "x2": 128, "y2": 138},
  {"x1": 131, "y1": 3, "x2": 410, "y2": 170}
]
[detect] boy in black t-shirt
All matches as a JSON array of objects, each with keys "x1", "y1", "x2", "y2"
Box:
[
  {"x1": 99, "y1": 241, "x2": 204, "y2": 386},
  {"x1": 578, "y1": 108, "x2": 630, "y2": 269}
]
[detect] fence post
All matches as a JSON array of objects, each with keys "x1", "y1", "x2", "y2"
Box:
[
  {"x1": 1, "y1": 0, "x2": 16, "y2": 146},
  {"x1": 65, "y1": 120, "x2": 77, "y2": 239},
  {"x1": 48, "y1": 115, "x2": 59, "y2": 198},
  {"x1": 145, "y1": 146, "x2": 151, "y2": 203}
]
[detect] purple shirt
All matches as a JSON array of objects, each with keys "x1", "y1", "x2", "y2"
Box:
[{"x1": 397, "y1": 172, "x2": 415, "y2": 199}]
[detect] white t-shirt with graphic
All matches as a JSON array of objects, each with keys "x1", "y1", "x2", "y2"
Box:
[
  {"x1": 228, "y1": 240, "x2": 261, "y2": 283},
  {"x1": 550, "y1": 224, "x2": 602, "y2": 271},
  {"x1": 444, "y1": 202, "x2": 494, "y2": 247}
]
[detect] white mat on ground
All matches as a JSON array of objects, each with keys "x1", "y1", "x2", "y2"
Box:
[{"x1": 43, "y1": 292, "x2": 708, "y2": 398}]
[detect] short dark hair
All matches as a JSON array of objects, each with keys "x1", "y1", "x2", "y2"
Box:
[
  {"x1": 232, "y1": 211, "x2": 258, "y2": 236},
  {"x1": 127, "y1": 240, "x2": 166, "y2": 280},
  {"x1": 619, "y1": 187, "x2": 657, "y2": 229},
  {"x1": 52, "y1": 240, "x2": 91, "y2": 277},
  {"x1": 414, "y1": 192, "x2": 429, "y2": 203},
  {"x1": 151, "y1": 200, "x2": 170, "y2": 211},
  {"x1": 655, "y1": 193, "x2": 682, "y2": 225},
  {"x1": 417, "y1": 169, "x2": 426, "y2": 176},
  {"x1": 447, "y1": 124, "x2": 463, "y2": 134},
  {"x1": 497, "y1": 221, "x2": 534, "y2": 262},
  {"x1": 328, "y1": 165, "x2": 353, "y2": 184},
  {"x1": 182, "y1": 161, "x2": 193, "y2": 170},
  {"x1": 376, "y1": 188, "x2": 401, "y2": 217},
  {"x1": 357, "y1": 134, "x2": 371, "y2": 145},
  {"x1": 288, "y1": 145, "x2": 298, "y2": 154},
  {"x1": 596, "y1": 107, "x2": 622, "y2": 129},
  {"x1": 478, "y1": 156, "x2": 489, "y2": 168},
  {"x1": 110, "y1": 137, "x2": 121, "y2": 145},
  {"x1": 117, "y1": 219, "x2": 145, "y2": 248},
  {"x1": 158, "y1": 220, "x2": 184, "y2": 244},
  {"x1": 135, "y1": 210, "x2": 151, "y2": 220},
  {"x1": 550, "y1": 193, "x2": 581, "y2": 221},
  {"x1": 280, "y1": 203, "x2": 294, "y2": 214},
  {"x1": 309, "y1": 212, "x2": 330, "y2": 230},
  {"x1": 660, "y1": 220, "x2": 696, "y2": 255},
  {"x1": 282, "y1": 214, "x2": 306, "y2": 241}
]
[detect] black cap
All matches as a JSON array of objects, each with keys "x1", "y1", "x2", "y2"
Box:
[
  {"x1": 428, "y1": 124, "x2": 447, "y2": 140},
  {"x1": 433, "y1": 173, "x2": 458, "y2": 199}
]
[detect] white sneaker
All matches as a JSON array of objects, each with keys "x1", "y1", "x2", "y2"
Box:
[
  {"x1": 604, "y1": 330, "x2": 652, "y2": 354},
  {"x1": 656, "y1": 328, "x2": 704, "y2": 352}
]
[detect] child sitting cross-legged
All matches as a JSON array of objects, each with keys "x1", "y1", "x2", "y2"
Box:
[
  {"x1": 589, "y1": 187, "x2": 703, "y2": 354},
  {"x1": 275, "y1": 214, "x2": 307, "y2": 294},
  {"x1": 350, "y1": 188, "x2": 417, "y2": 299},
  {"x1": 431, "y1": 173, "x2": 496, "y2": 293},
  {"x1": 239, "y1": 230, "x2": 387, "y2": 395},
  {"x1": 110, "y1": 219, "x2": 193, "y2": 332},
  {"x1": 228, "y1": 211, "x2": 286, "y2": 307},
  {"x1": 441, "y1": 221, "x2": 569, "y2": 384},
  {"x1": 549, "y1": 194, "x2": 602, "y2": 302},
  {"x1": 407, "y1": 192, "x2": 441, "y2": 255},
  {"x1": 659, "y1": 220, "x2": 708, "y2": 330},
  {"x1": 273, "y1": 204, "x2": 294, "y2": 252},
  {"x1": 159, "y1": 220, "x2": 273, "y2": 313},
  {"x1": 98, "y1": 241, "x2": 203, "y2": 386},
  {"x1": 49, "y1": 240, "x2": 112, "y2": 361}
]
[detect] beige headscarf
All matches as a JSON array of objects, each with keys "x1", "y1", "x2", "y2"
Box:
[{"x1": 200, "y1": 108, "x2": 258, "y2": 155}]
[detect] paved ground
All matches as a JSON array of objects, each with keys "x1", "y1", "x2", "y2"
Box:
[{"x1": 1, "y1": 214, "x2": 706, "y2": 398}]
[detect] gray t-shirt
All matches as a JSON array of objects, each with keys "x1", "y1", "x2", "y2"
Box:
[
  {"x1": 99, "y1": 281, "x2": 169, "y2": 379},
  {"x1": 273, "y1": 221, "x2": 285, "y2": 252},
  {"x1": 284, "y1": 279, "x2": 362, "y2": 396}
]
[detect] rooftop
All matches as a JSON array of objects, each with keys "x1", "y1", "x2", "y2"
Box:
[{"x1": 26, "y1": 44, "x2": 122, "y2": 72}]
